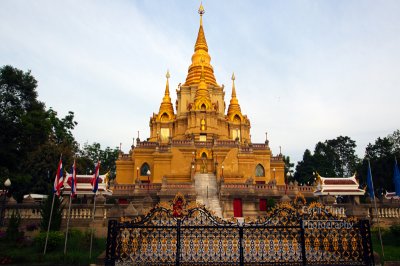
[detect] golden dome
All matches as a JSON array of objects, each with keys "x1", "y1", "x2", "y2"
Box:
[{"x1": 183, "y1": 4, "x2": 218, "y2": 87}]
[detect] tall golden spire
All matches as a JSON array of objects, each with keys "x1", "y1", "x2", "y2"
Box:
[
  {"x1": 183, "y1": 3, "x2": 217, "y2": 86},
  {"x1": 227, "y1": 72, "x2": 242, "y2": 120},
  {"x1": 158, "y1": 70, "x2": 174, "y2": 120}
]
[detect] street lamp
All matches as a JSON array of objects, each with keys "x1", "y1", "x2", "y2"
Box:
[
  {"x1": 1, "y1": 178, "x2": 11, "y2": 226},
  {"x1": 221, "y1": 165, "x2": 224, "y2": 178},
  {"x1": 146, "y1": 170, "x2": 151, "y2": 193},
  {"x1": 273, "y1": 168, "x2": 276, "y2": 180},
  {"x1": 136, "y1": 167, "x2": 139, "y2": 183},
  {"x1": 286, "y1": 172, "x2": 291, "y2": 195}
]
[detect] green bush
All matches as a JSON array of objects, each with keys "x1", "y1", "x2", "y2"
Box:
[
  {"x1": 6, "y1": 210, "x2": 22, "y2": 241},
  {"x1": 34, "y1": 231, "x2": 64, "y2": 252},
  {"x1": 390, "y1": 223, "x2": 400, "y2": 237}
]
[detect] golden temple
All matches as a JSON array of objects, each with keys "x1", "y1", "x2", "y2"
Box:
[{"x1": 115, "y1": 4, "x2": 285, "y2": 217}]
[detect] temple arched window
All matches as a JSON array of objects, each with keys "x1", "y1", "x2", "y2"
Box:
[
  {"x1": 201, "y1": 104, "x2": 206, "y2": 111},
  {"x1": 140, "y1": 163, "x2": 150, "y2": 176},
  {"x1": 255, "y1": 164, "x2": 265, "y2": 177},
  {"x1": 160, "y1": 113, "x2": 169, "y2": 122},
  {"x1": 201, "y1": 152, "x2": 207, "y2": 159},
  {"x1": 233, "y1": 114, "x2": 241, "y2": 123}
]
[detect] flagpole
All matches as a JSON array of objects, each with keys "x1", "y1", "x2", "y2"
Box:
[
  {"x1": 43, "y1": 192, "x2": 55, "y2": 255},
  {"x1": 89, "y1": 193, "x2": 96, "y2": 259},
  {"x1": 63, "y1": 193, "x2": 72, "y2": 255},
  {"x1": 368, "y1": 159, "x2": 385, "y2": 258}
]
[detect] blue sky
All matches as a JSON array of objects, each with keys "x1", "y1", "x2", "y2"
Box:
[{"x1": 1, "y1": 1, "x2": 399, "y2": 164}]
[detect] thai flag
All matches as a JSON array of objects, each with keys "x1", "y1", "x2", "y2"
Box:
[
  {"x1": 91, "y1": 161, "x2": 100, "y2": 193},
  {"x1": 53, "y1": 157, "x2": 64, "y2": 196},
  {"x1": 71, "y1": 159, "x2": 77, "y2": 197}
]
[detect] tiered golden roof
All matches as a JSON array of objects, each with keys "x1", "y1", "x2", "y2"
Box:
[
  {"x1": 157, "y1": 70, "x2": 175, "y2": 120},
  {"x1": 184, "y1": 4, "x2": 218, "y2": 86}
]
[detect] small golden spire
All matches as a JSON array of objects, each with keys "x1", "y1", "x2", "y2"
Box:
[
  {"x1": 227, "y1": 72, "x2": 242, "y2": 120},
  {"x1": 164, "y1": 70, "x2": 170, "y2": 97},
  {"x1": 158, "y1": 70, "x2": 174, "y2": 120}
]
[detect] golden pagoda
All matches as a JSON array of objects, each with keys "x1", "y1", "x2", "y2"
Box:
[{"x1": 115, "y1": 4, "x2": 285, "y2": 217}]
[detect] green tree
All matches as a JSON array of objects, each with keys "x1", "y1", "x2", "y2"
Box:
[
  {"x1": 78, "y1": 142, "x2": 119, "y2": 178},
  {"x1": 357, "y1": 133, "x2": 399, "y2": 195},
  {"x1": 283, "y1": 155, "x2": 295, "y2": 182},
  {"x1": 294, "y1": 136, "x2": 359, "y2": 185},
  {"x1": 294, "y1": 149, "x2": 315, "y2": 185},
  {"x1": 0, "y1": 65, "x2": 78, "y2": 201},
  {"x1": 0, "y1": 65, "x2": 49, "y2": 174},
  {"x1": 40, "y1": 192, "x2": 63, "y2": 232}
]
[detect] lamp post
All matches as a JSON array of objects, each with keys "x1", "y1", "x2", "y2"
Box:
[
  {"x1": 286, "y1": 172, "x2": 291, "y2": 195},
  {"x1": 273, "y1": 168, "x2": 276, "y2": 180},
  {"x1": 136, "y1": 167, "x2": 139, "y2": 183},
  {"x1": 221, "y1": 165, "x2": 224, "y2": 178},
  {"x1": 191, "y1": 164, "x2": 195, "y2": 181},
  {"x1": 146, "y1": 169, "x2": 151, "y2": 193},
  {"x1": 1, "y1": 178, "x2": 11, "y2": 226}
]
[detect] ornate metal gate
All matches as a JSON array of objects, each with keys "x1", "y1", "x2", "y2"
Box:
[{"x1": 105, "y1": 194, "x2": 374, "y2": 265}]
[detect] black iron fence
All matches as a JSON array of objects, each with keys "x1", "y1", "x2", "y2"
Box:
[{"x1": 105, "y1": 201, "x2": 374, "y2": 266}]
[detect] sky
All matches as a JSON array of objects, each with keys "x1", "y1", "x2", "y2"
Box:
[{"x1": 1, "y1": 0, "x2": 399, "y2": 164}]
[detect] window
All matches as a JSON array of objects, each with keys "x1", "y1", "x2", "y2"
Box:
[
  {"x1": 233, "y1": 114, "x2": 241, "y2": 123},
  {"x1": 201, "y1": 152, "x2": 207, "y2": 159},
  {"x1": 255, "y1": 164, "x2": 265, "y2": 177},
  {"x1": 160, "y1": 113, "x2": 169, "y2": 122},
  {"x1": 140, "y1": 163, "x2": 150, "y2": 176}
]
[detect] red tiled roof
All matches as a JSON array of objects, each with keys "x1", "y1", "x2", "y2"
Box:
[
  {"x1": 322, "y1": 189, "x2": 363, "y2": 192},
  {"x1": 323, "y1": 179, "x2": 356, "y2": 185}
]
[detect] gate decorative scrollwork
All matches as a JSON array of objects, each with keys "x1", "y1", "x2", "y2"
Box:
[{"x1": 105, "y1": 195, "x2": 374, "y2": 266}]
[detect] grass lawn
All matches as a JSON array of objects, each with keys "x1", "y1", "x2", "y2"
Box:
[
  {"x1": 0, "y1": 229, "x2": 105, "y2": 265},
  {"x1": 371, "y1": 226, "x2": 400, "y2": 263}
]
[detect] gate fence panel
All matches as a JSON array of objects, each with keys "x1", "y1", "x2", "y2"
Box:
[{"x1": 105, "y1": 201, "x2": 374, "y2": 266}]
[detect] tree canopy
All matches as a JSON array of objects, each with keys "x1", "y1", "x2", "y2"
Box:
[{"x1": 0, "y1": 65, "x2": 118, "y2": 201}]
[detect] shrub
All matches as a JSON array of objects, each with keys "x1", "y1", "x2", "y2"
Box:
[
  {"x1": 26, "y1": 223, "x2": 38, "y2": 232},
  {"x1": 34, "y1": 231, "x2": 64, "y2": 252},
  {"x1": 390, "y1": 224, "x2": 400, "y2": 237},
  {"x1": 6, "y1": 210, "x2": 22, "y2": 241},
  {"x1": 40, "y1": 193, "x2": 63, "y2": 231}
]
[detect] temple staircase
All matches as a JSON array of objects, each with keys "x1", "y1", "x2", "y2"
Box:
[{"x1": 194, "y1": 173, "x2": 223, "y2": 218}]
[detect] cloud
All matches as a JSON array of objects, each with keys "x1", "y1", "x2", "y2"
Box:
[{"x1": 1, "y1": 0, "x2": 399, "y2": 165}]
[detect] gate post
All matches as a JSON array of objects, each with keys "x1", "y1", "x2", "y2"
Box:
[
  {"x1": 361, "y1": 220, "x2": 375, "y2": 266},
  {"x1": 176, "y1": 218, "x2": 181, "y2": 266},
  {"x1": 105, "y1": 219, "x2": 118, "y2": 266},
  {"x1": 239, "y1": 225, "x2": 244, "y2": 266},
  {"x1": 299, "y1": 219, "x2": 307, "y2": 266}
]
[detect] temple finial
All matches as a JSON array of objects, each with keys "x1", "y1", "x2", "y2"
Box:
[
  {"x1": 198, "y1": 2, "x2": 205, "y2": 25},
  {"x1": 231, "y1": 72, "x2": 236, "y2": 98},
  {"x1": 164, "y1": 70, "x2": 170, "y2": 97}
]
